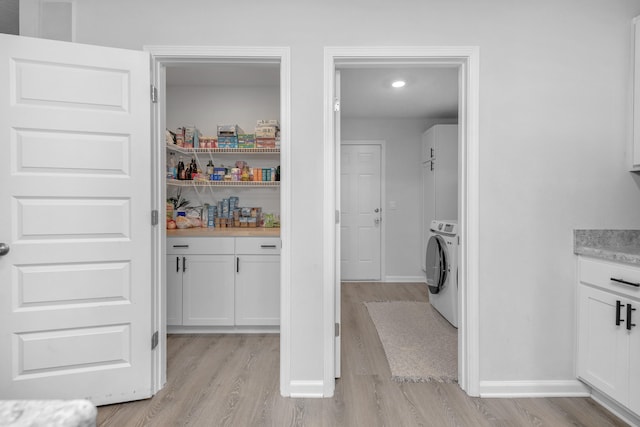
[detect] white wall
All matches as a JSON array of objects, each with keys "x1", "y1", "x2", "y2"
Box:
[
  {"x1": 26, "y1": 0, "x2": 640, "y2": 393},
  {"x1": 342, "y1": 118, "x2": 457, "y2": 280}
]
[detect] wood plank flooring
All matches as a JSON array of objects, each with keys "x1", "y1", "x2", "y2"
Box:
[{"x1": 97, "y1": 282, "x2": 627, "y2": 426}]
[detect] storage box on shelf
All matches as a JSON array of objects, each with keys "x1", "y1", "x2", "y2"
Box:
[{"x1": 576, "y1": 256, "x2": 640, "y2": 417}]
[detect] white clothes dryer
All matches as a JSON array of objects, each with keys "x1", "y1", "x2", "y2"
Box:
[{"x1": 425, "y1": 220, "x2": 458, "y2": 328}]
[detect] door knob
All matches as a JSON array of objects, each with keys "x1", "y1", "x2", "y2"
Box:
[
  {"x1": 0, "y1": 243, "x2": 9, "y2": 256},
  {"x1": 374, "y1": 208, "x2": 380, "y2": 213}
]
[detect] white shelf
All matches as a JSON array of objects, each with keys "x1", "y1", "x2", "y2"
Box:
[
  {"x1": 167, "y1": 179, "x2": 279, "y2": 188},
  {"x1": 167, "y1": 144, "x2": 279, "y2": 155}
]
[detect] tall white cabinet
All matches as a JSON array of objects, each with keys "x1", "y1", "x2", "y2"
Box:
[{"x1": 421, "y1": 124, "x2": 458, "y2": 271}]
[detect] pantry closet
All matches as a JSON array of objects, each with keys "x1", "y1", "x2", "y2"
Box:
[{"x1": 147, "y1": 47, "x2": 289, "y2": 388}]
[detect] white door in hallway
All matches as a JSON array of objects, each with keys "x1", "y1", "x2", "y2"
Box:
[
  {"x1": 340, "y1": 143, "x2": 382, "y2": 281},
  {"x1": 0, "y1": 34, "x2": 152, "y2": 405}
]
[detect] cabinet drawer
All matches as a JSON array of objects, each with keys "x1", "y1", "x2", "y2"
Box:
[
  {"x1": 235, "y1": 237, "x2": 281, "y2": 255},
  {"x1": 167, "y1": 237, "x2": 234, "y2": 255},
  {"x1": 579, "y1": 257, "x2": 640, "y2": 298}
]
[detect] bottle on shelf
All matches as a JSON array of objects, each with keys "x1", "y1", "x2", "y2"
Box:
[
  {"x1": 177, "y1": 156, "x2": 185, "y2": 180},
  {"x1": 167, "y1": 152, "x2": 177, "y2": 179}
]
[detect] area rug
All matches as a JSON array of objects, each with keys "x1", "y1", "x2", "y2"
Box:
[{"x1": 364, "y1": 301, "x2": 457, "y2": 383}]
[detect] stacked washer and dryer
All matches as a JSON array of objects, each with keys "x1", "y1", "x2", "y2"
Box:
[{"x1": 421, "y1": 124, "x2": 459, "y2": 328}]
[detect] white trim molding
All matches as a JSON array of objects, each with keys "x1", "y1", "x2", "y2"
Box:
[
  {"x1": 144, "y1": 45, "x2": 292, "y2": 397},
  {"x1": 289, "y1": 381, "x2": 326, "y2": 398},
  {"x1": 324, "y1": 46, "x2": 480, "y2": 398},
  {"x1": 479, "y1": 380, "x2": 590, "y2": 398}
]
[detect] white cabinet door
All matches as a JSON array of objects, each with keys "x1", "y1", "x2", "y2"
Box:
[
  {"x1": 633, "y1": 17, "x2": 640, "y2": 171},
  {"x1": 421, "y1": 128, "x2": 435, "y2": 163},
  {"x1": 183, "y1": 255, "x2": 235, "y2": 326},
  {"x1": 166, "y1": 255, "x2": 183, "y2": 326},
  {"x1": 0, "y1": 34, "x2": 151, "y2": 405},
  {"x1": 235, "y1": 255, "x2": 281, "y2": 326},
  {"x1": 577, "y1": 285, "x2": 629, "y2": 405},
  {"x1": 628, "y1": 301, "x2": 640, "y2": 415}
]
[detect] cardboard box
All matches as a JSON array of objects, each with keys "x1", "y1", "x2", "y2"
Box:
[
  {"x1": 217, "y1": 136, "x2": 238, "y2": 148},
  {"x1": 255, "y1": 126, "x2": 278, "y2": 138},
  {"x1": 256, "y1": 137, "x2": 276, "y2": 148},
  {"x1": 217, "y1": 124, "x2": 244, "y2": 137},
  {"x1": 256, "y1": 119, "x2": 280, "y2": 127},
  {"x1": 199, "y1": 136, "x2": 217, "y2": 149},
  {"x1": 238, "y1": 134, "x2": 256, "y2": 149}
]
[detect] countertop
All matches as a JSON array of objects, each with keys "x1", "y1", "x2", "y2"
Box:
[
  {"x1": 167, "y1": 227, "x2": 280, "y2": 238},
  {"x1": 574, "y1": 229, "x2": 640, "y2": 265}
]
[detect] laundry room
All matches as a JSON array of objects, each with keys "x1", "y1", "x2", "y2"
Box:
[{"x1": 336, "y1": 64, "x2": 462, "y2": 382}]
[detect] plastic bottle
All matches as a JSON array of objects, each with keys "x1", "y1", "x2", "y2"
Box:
[{"x1": 167, "y1": 152, "x2": 176, "y2": 179}]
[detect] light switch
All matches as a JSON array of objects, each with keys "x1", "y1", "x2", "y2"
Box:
[{"x1": 389, "y1": 201, "x2": 397, "y2": 210}]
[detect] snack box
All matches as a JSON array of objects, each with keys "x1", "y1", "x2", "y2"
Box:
[
  {"x1": 199, "y1": 136, "x2": 217, "y2": 149},
  {"x1": 256, "y1": 137, "x2": 276, "y2": 148},
  {"x1": 217, "y1": 136, "x2": 238, "y2": 148},
  {"x1": 217, "y1": 124, "x2": 244, "y2": 137},
  {"x1": 238, "y1": 134, "x2": 256, "y2": 149},
  {"x1": 256, "y1": 119, "x2": 280, "y2": 126},
  {"x1": 255, "y1": 126, "x2": 278, "y2": 138}
]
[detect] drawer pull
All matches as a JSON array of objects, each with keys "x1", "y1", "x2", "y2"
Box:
[
  {"x1": 616, "y1": 300, "x2": 624, "y2": 326},
  {"x1": 176, "y1": 257, "x2": 180, "y2": 273},
  {"x1": 173, "y1": 244, "x2": 189, "y2": 248},
  {"x1": 260, "y1": 245, "x2": 277, "y2": 249},
  {"x1": 611, "y1": 277, "x2": 640, "y2": 288},
  {"x1": 183, "y1": 257, "x2": 186, "y2": 273},
  {"x1": 627, "y1": 304, "x2": 637, "y2": 331}
]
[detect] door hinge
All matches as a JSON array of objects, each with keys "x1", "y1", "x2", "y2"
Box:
[
  {"x1": 335, "y1": 323, "x2": 340, "y2": 337},
  {"x1": 151, "y1": 331, "x2": 159, "y2": 350},
  {"x1": 151, "y1": 85, "x2": 158, "y2": 103},
  {"x1": 334, "y1": 99, "x2": 340, "y2": 112},
  {"x1": 335, "y1": 210, "x2": 340, "y2": 224},
  {"x1": 151, "y1": 209, "x2": 159, "y2": 226}
]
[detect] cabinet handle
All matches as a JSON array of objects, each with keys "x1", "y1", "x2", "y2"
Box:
[
  {"x1": 236, "y1": 257, "x2": 239, "y2": 273},
  {"x1": 616, "y1": 300, "x2": 624, "y2": 326},
  {"x1": 176, "y1": 257, "x2": 180, "y2": 273},
  {"x1": 260, "y1": 245, "x2": 277, "y2": 249},
  {"x1": 183, "y1": 257, "x2": 186, "y2": 273},
  {"x1": 611, "y1": 277, "x2": 640, "y2": 288},
  {"x1": 627, "y1": 304, "x2": 637, "y2": 331},
  {"x1": 173, "y1": 244, "x2": 189, "y2": 248}
]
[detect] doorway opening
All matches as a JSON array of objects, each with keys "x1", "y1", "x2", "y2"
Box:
[
  {"x1": 146, "y1": 46, "x2": 292, "y2": 396},
  {"x1": 323, "y1": 47, "x2": 480, "y2": 397}
]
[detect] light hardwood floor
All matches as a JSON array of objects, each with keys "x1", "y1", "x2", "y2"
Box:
[{"x1": 98, "y1": 283, "x2": 627, "y2": 426}]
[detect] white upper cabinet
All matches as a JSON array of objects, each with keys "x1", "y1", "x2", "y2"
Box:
[{"x1": 632, "y1": 17, "x2": 640, "y2": 171}]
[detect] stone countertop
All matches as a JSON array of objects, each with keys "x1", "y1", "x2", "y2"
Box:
[
  {"x1": 0, "y1": 400, "x2": 97, "y2": 426},
  {"x1": 574, "y1": 229, "x2": 640, "y2": 265}
]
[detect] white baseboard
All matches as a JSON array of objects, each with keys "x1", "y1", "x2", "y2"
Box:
[
  {"x1": 383, "y1": 275, "x2": 425, "y2": 283},
  {"x1": 288, "y1": 380, "x2": 325, "y2": 398},
  {"x1": 479, "y1": 380, "x2": 590, "y2": 398},
  {"x1": 590, "y1": 388, "x2": 640, "y2": 427}
]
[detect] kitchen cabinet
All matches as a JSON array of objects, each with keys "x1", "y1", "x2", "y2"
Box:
[
  {"x1": 235, "y1": 237, "x2": 281, "y2": 326},
  {"x1": 633, "y1": 17, "x2": 640, "y2": 172},
  {"x1": 421, "y1": 124, "x2": 458, "y2": 271},
  {"x1": 167, "y1": 236, "x2": 280, "y2": 329},
  {"x1": 167, "y1": 237, "x2": 236, "y2": 326},
  {"x1": 576, "y1": 256, "x2": 640, "y2": 415}
]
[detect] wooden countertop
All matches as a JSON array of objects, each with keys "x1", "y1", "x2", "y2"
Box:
[{"x1": 167, "y1": 227, "x2": 280, "y2": 238}]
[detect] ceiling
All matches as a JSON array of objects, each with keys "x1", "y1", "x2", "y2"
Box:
[
  {"x1": 339, "y1": 66, "x2": 459, "y2": 119},
  {"x1": 165, "y1": 63, "x2": 459, "y2": 120}
]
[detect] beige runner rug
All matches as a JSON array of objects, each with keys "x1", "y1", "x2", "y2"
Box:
[{"x1": 364, "y1": 301, "x2": 457, "y2": 383}]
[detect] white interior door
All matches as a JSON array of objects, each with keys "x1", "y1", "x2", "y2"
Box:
[
  {"x1": 340, "y1": 143, "x2": 382, "y2": 281},
  {"x1": 0, "y1": 34, "x2": 152, "y2": 405}
]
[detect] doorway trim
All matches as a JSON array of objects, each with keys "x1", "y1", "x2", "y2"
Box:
[
  {"x1": 323, "y1": 46, "x2": 480, "y2": 396},
  {"x1": 340, "y1": 140, "x2": 387, "y2": 282},
  {"x1": 145, "y1": 46, "x2": 292, "y2": 396}
]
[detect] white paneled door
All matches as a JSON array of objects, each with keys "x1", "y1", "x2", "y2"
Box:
[
  {"x1": 0, "y1": 34, "x2": 152, "y2": 405},
  {"x1": 340, "y1": 143, "x2": 382, "y2": 281}
]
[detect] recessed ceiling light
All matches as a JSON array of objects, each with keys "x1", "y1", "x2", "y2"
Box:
[{"x1": 391, "y1": 80, "x2": 406, "y2": 88}]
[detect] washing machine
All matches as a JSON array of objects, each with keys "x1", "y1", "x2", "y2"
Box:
[{"x1": 425, "y1": 219, "x2": 458, "y2": 328}]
